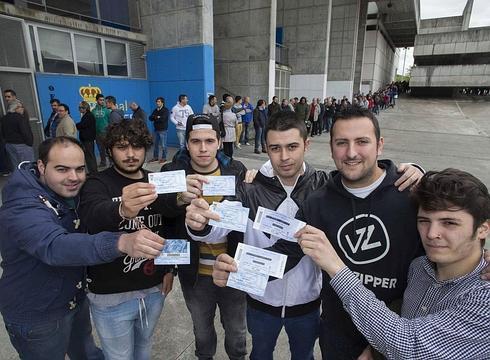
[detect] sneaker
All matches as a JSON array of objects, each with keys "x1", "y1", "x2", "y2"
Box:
[
  {"x1": 148, "y1": 158, "x2": 159, "y2": 163},
  {"x1": 261, "y1": 149, "x2": 267, "y2": 153},
  {"x1": 254, "y1": 149, "x2": 260, "y2": 154},
  {"x1": 236, "y1": 144, "x2": 242, "y2": 149},
  {"x1": 1, "y1": 171, "x2": 10, "y2": 177},
  {"x1": 245, "y1": 142, "x2": 251, "y2": 146}
]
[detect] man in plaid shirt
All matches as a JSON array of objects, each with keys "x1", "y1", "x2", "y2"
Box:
[{"x1": 299, "y1": 168, "x2": 490, "y2": 359}]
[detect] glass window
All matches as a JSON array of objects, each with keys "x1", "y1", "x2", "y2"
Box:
[
  {"x1": 38, "y1": 27, "x2": 74, "y2": 74},
  {"x1": 75, "y1": 34, "x2": 103, "y2": 75},
  {"x1": 275, "y1": 69, "x2": 280, "y2": 87},
  {"x1": 105, "y1": 41, "x2": 128, "y2": 76}
]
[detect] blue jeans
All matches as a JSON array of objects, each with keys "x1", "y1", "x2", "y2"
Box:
[
  {"x1": 153, "y1": 130, "x2": 168, "y2": 159},
  {"x1": 5, "y1": 143, "x2": 34, "y2": 169},
  {"x1": 180, "y1": 275, "x2": 247, "y2": 360},
  {"x1": 176, "y1": 129, "x2": 186, "y2": 149},
  {"x1": 240, "y1": 122, "x2": 250, "y2": 144},
  {"x1": 90, "y1": 291, "x2": 165, "y2": 360},
  {"x1": 254, "y1": 126, "x2": 265, "y2": 151},
  {"x1": 247, "y1": 306, "x2": 319, "y2": 360},
  {"x1": 4, "y1": 297, "x2": 103, "y2": 360}
]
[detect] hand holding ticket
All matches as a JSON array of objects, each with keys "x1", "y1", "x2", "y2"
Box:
[
  {"x1": 209, "y1": 201, "x2": 249, "y2": 233},
  {"x1": 227, "y1": 243, "x2": 287, "y2": 296},
  {"x1": 155, "y1": 239, "x2": 190, "y2": 265},
  {"x1": 148, "y1": 170, "x2": 187, "y2": 194},
  {"x1": 253, "y1": 206, "x2": 306, "y2": 241},
  {"x1": 202, "y1": 176, "x2": 236, "y2": 196}
]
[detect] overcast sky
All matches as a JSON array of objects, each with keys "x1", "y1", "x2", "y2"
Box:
[{"x1": 397, "y1": 0, "x2": 489, "y2": 75}]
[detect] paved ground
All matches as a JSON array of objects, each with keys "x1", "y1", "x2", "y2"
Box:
[{"x1": 0, "y1": 97, "x2": 489, "y2": 359}]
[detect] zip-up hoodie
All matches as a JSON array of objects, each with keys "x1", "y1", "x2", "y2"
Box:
[
  {"x1": 0, "y1": 163, "x2": 121, "y2": 324},
  {"x1": 170, "y1": 103, "x2": 194, "y2": 130},
  {"x1": 272, "y1": 160, "x2": 424, "y2": 358},
  {"x1": 189, "y1": 160, "x2": 329, "y2": 317}
]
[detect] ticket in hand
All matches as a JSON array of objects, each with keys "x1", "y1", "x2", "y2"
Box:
[
  {"x1": 253, "y1": 206, "x2": 306, "y2": 242},
  {"x1": 227, "y1": 243, "x2": 287, "y2": 296},
  {"x1": 202, "y1": 176, "x2": 236, "y2": 196},
  {"x1": 148, "y1": 170, "x2": 187, "y2": 194},
  {"x1": 208, "y1": 200, "x2": 249, "y2": 233},
  {"x1": 154, "y1": 239, "x2": 190, "y2": 265}
]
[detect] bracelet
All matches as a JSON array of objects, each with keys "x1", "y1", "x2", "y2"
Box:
[{"x1": 119, "y1": 202, "x2": 135, "y2": 221}]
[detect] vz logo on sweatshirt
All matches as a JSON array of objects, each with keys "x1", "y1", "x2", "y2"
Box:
[{"x1": 337, "y1": 214, "x2": 390, "y2": 265}]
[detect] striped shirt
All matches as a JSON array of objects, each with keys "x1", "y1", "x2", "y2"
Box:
[
  {"x1": 330, "y1": 255, "x2": 490, "y2": 359},
  {"x1": 198, "y1": 168, "x2": 227, "y2": 276}
]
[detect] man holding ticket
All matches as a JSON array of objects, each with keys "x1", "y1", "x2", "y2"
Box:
[
  {"x1": 79, "y1": 120, "x2": 184, "y2": 360},
  {"x1": 161, "y1": 113, "x2": 248, "y2": 360},
  {"x1": 186, "y1": 110, "x2": 423, "y2": 360}
]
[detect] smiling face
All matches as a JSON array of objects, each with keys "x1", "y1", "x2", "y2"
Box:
[
  {"x1": 330, "y1": 117, "x2": 384, "y2": 188},
  {"x1": 417, "y1": 207, "x2": 489, "y2": 272},
  {"x1": 266, "y1": 128, "x2": 308, "y2": 186},
  {"x1": 187, "y1": 128, "x2": 220, "y2": 173},
  {"x1": 38, "y1": 143, "x2": 86, "y2": 198}
]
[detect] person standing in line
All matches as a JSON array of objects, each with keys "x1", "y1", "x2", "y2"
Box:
[
  {"x1": 240, "y1": 96, "x2": 254, "y2": 146},
  {"x1": 203, "y1": 95, "x2": 225, "y2": 140},
  {"x1": 170, "y1": 94, "x2": 194, "y2": 149},
  {"x1": 233, "y1": 96, "x2": 246, "y2": 149},
  {"x1": 130, "y1": 102, "x2": 147, "y2": 122},
  {"x1": 44, "y1": 98, "x2": 60, "y2": 138},
  {"x1": 267, "y1": 96, "x2": 280, "y2": 118},
  {"x1": 93, "y1": 94, "x2": 111, "y2": 167},
  {"x1": 105, "y1": 96, "x2": 124, "y2": 124},
  {"x1": 76, "y1": 101, "x2": 97, "y2": 174},
  {"x1": 253, "y1": 99, "x2": 267, "y2": 154},
  {"x1": 0, "y1": 99, "x2": 34, "y2": 169},
  {"x1": 222, "y1": 96, "x2": 238, "y2": 158},
  {"x1": 55, "y1": 104, "x2": 77, "y2": 138},
  {"x1": 308, "y1": 98, "x2": 320, "y2": 137},
  {"x1": 148, "y1": 97, "x2": 169, "y2": 164}
]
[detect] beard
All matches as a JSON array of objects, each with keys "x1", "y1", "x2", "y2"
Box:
[{"x1": 113, "y1": 158, "x2": 144, "y2": 175}]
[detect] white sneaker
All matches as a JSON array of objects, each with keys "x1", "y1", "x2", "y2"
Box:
[
  {"x1": 245, "y1": 142, "x2": 251, "y2": 146},
  {"x1": 236, "y1": 144, "x2": 242, "y2": 149}
]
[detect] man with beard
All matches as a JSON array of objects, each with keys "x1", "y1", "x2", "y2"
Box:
[
  {"x1": 79, "y1": 120, "x2": 184, "y2": 359},
  {"x1": 0, "y1": 136, "x2": 165, "y2": 360}
]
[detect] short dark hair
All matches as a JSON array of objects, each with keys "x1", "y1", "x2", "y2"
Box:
[
  {"x1": 96, "y1": 94, "x2": 105, "y2": 100},
  {"x1": 105, "y1": 95, "x2": 116, "y2": 105},
  {"x1": 222, "y1": 93, "x2": 230, "y2": 102},
  {"x1": 411, "y1": 168, "x2": 490, "y2": 237},
  {"x1": 178, "y1": 94, "x2": 187, "y2": 102},
  {"x1": 38, "y1": 136, "x2": 83, "y2": 165},
  {"x1": 50, "y1": 98, "x2": 60, "y2": 105},
  {"x1": 58, "y1": 103, "x2": 70, "y2": 113},
  {"x1": 331, "y1": 105, "x2": 381, "y2": 142},
  {"x1": 208, "y1": 95, "x2": 216, "y2": 103},
  {"x1": 265, "y1": 111, "x2": 307, "y2": 142},
  {"x1": 256, "y1": 99, "x2": 266, "y2": 107},
  {"x1": 185, "y1": 113, "x2": 221, "y2": 141},
  {"x1": 235, "y1": 95, "x2": 242, "y2": 102},
  {"x1": 104, "y1": 119, "x2": 153, "y2": 154},
  {"x1": 3, "y1": 89, "x2": 16, "y2": 96},
  {"x1": 156, "y1": 97, "x2": 165, "y2": 103}
]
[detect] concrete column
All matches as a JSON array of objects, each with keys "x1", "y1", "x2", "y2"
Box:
[
  {"x1": 352, "y1": 0, "x2": 368, "y2": 94},
  {"x1": 277, "y1": 0, "x2": 332, "y2": 100},
  {"x1": 326, "y1": 0, "x2": 365, "y2": 99},
  {"x1": 213, "y1": 0, "x2": 276, "y2": 103},
  {"x1": 139, "y1": 0, "x2": 215, "y2": 145}
]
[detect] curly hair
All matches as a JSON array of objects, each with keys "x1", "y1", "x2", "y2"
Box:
[
  {"x1": 411, "y1": 168, "x2": 490, "y2": 235},
  {"x1": 104, "y1": 120, "x2": 153, "y2": 154}
]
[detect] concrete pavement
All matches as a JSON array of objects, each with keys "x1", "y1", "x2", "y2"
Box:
[{"x1": 0, "y1": 97, "x2": 489, "y2": 359}]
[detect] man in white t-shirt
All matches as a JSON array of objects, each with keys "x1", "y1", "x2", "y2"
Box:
[{"x1": 170, "y1": 94, "x2": 194, "y2": 149}]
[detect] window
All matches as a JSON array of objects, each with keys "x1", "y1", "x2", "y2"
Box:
[
  {"x1": 29, "y1": 25, "x2": 40, "y2": 72},
  {"x1": 75, "y1": 34, "x2": 103, "y2": 75},
  {"x1": 38, "y1": 27, "x2": 74, "y2": 74},
  {"x1": 105, "y1": 41, "x2": 128, "y2": 76}
]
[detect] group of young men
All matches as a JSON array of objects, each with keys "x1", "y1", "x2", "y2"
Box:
[{"x1": 0, "y1": 102, "x2": 488, "y2": 360}]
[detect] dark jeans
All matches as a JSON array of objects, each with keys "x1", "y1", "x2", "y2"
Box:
[
  {"x1": 4, "y1": 297, "x2": 103, "y2": 360},
  {"x1": 180, "y1": 275, "x2": 247, "y2": 360},
  {"x1": 254, "y1": 126, "x2": 265, "y2": 151},
  {"x1": 311, "y1": 120, "x2": 321, "y2": 135},
  {"x1": 223, "y1": 142, "x2": 234, "y2": 158},
  {"x1": 95, "y1": 134, "x2": 107, "y2": 165},
  {"x1": 240, "y1": 122, "x2": 250, "y2": 144},
  {"x1": 81, "y1": 140, "x2": 97, "y2": 174},
  {"x1": 0, "y1": 140, "x2": 11, "y2": 172},
  {"x1": 247, "y1": 306, "x2": 319, "y2": 360}
]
